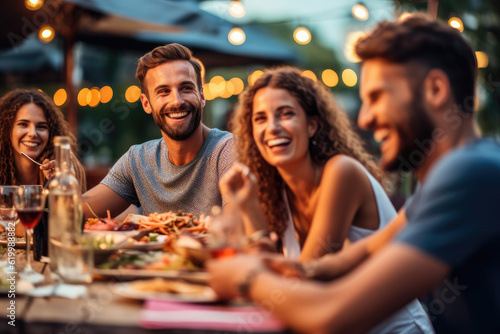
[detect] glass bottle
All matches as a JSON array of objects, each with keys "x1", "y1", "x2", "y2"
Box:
[{"x1": 47, "y1": 136, "x2": 83, "y2": 272}]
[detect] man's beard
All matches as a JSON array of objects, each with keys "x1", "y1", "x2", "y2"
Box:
[
  {"x1": 152, "y1": 102, "x2": 202, "y2": 141},
  {"x1": 385, "y1": 95, "x2": 435, "y2": 173}
]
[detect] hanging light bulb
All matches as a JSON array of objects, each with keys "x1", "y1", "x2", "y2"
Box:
[
  {"x1": 25, "y1": 0, "x2": 44, "y2": 11},
  {"x1": 352, "y1": 4, "x2": 369, "y2": 21},
  {"x1": 38, "y1": 25, "x2": 55, "y2": 43},
  {"x1": 293, "y1": 27, "x2": 311, "y2": 45},
  {"x1": 228, "y1": 27, "x2": 246, "y2": 45},
  {"x1": 229, "y1": 1, "x2": 246, "y2": 18},
  {"x1": 448, "y1": 17, "x2": 464, "y2": 32}
]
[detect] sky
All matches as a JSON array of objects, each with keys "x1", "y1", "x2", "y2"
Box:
[{"x1": 201, "y1": 0, "x2": 396, "y2": 63}]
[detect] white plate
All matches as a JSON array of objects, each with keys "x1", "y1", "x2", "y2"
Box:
[
  {"x1": 113, "y1": 280, "x2": 217, "y2": 303},
  {"x1": 95, "y1": 268, "x2": 209, "y2": 284},
  {"x1": 123, "y1": 235, "x2": 168, "y2": 251}
]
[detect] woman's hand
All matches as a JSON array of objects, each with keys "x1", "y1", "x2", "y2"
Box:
[
  {"x1": 219, "y1": 163, "x2": 258, "y2": 209},
  {"x1": 40, "y1": 159, "x2": 56, "y2": 180}
]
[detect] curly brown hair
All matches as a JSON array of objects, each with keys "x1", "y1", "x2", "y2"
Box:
[
  {"x1": 231, "y1": 66, "x2": 384, "y2": 236},
  {"x1": 0, "y1": 88, "x2": 86, "y2": 191}
]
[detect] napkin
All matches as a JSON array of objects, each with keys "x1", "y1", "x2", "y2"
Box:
[
  {"x1": 141, "y1": 299, "x2": 285, "y2": 332},
  {"x1": 25, "y1": 283, "x2": 88, "y2": 299}
]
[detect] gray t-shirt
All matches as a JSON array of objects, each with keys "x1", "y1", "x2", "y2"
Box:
[{"x1": 101, "y1": 129, "x2": 234, "y2": 217}]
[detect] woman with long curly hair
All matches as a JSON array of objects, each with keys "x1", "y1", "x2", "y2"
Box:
[
  {"x1": 220, "y1": 66, "x2": 395, "y2": 261},
  {"x1": 0, "y1": 88, "x2": 86, "y2": 190}
]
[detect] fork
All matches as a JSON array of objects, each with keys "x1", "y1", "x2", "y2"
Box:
[{"x1": 21, "y1": 152, "x2": 43, "y2": 166}]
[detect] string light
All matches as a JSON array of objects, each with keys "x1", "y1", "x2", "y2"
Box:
[
  {"x1": 228, "y1": 27, "x2": 246, "y2": 45},
  {"x1": 342, "y1": 69, "x2": 358, "y2": 87},
  {"x1": 293, "y1": 27, "x2": 311, "y2": 45},
  {"x1": 448, "y1": 17, "x2": 464, "y2": 32},
  {"x1": 352, "y1": 4, "x2": 369, "y2": 21},
  {"x1": 229, "y1": 1, "x2": 246, "y2": 18},
  {"x1": 100, "y1": 86, "x2": 113, "y2": 103},
  {"x1": 475, "y1": 51, "x2": 489, "y2": 68},
  {"x1": 125, "y1": 85, "x2": 141, "y2": 103},
  {"x1": 302, "y1": 70, "x2": 317, "y2": 82},
  {"x1": 25, "y1": 0, "x2": 44, "y2": 11},
  {"x1": 53, "y1": 89, "x2": 67, "y2": 106},
  {"x1": 322, "y1": 69, "x2": 339, "y2": 87},
  {"x1": 38, "y1": 25, "x2": 55, "y2": 43}
]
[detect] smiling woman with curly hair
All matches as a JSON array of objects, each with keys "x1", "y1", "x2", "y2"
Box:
[
  {"x1": 220, "y1": 66, "x2": 391, "y2": 261},
  {"x1": 0, "y1": 88, "x2": 86, "y2": 190}
]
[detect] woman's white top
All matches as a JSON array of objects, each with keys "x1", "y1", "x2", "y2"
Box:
[{"x1": 280, "y1": 163, "x2": 435, "y2": 334}]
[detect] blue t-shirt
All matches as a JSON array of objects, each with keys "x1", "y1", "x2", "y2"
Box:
[
  {"x1": 101, "y1": 129, "x2": 234, "y2": 217},
  {"x1": 397, "y1": 139, "x2": 500, "y2": 334}
]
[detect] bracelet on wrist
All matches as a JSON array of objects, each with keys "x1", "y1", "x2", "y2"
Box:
[{"x1": 237, "y1": 266, "x2": 266, "y2": 299}]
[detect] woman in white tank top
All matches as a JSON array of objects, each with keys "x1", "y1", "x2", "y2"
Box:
[{"x1": 219, "y1": 66, "x2": 433, "y2": 333}]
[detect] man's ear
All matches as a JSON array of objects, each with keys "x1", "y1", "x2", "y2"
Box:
[
  {"x1": 199, "y1": 86, "x2": 206, "y2": 109},
  {"x1": 140, "y1": 93, "x2": 152, "y2": 115},
  {"x1": 423, "y1": 69, "x2": 451, "y2": 111},
  {"x1": 307, "y1": 116, "x2": 319, "y2": 138}
]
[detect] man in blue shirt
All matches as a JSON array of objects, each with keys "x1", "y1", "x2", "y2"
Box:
[{"x1": 207, "y1": 14, "x2": 500, "y2": 334}]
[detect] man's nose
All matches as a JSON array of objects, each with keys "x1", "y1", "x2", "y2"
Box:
[
  {"x1": 170, "y1": 89, "x2": 183, "y2": 106},
  {"x1": 357, "y1": 104, "x2": 375, "y2": 130}
]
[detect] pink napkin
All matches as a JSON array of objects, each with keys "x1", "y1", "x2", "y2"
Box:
[{"x1": 141, "y1": 299, "x2": 286, "y2": 332}]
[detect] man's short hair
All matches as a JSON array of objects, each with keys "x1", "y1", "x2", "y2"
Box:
[
  {"x1": 355, "y1": 14, "x2": 477, "y2": 114},
  {"x1": 136, "y1": 43, "x2": 204, "y2": 95}
]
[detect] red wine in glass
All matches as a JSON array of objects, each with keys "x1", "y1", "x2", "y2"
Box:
[{"x1": 17, "y1": 209, "x2": 43, "y2": 229}]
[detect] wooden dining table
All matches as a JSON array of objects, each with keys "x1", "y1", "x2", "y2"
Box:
[{"x1": 0, "y1": 247, "x2": 287, "y2": 334}]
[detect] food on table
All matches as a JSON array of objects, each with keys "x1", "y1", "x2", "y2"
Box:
[
  {"x1": 98, "y1": 251, "x2": 200, "y2": 271},
  {"x1": 84, "y1": 210, "x2": 209, "y2": 236},
  {"x1": 130, "y1": 278, "x2": 207, "y2": 294},
  {"x1": 83, "y1": 210, "x2": 121, "y2": 231}
]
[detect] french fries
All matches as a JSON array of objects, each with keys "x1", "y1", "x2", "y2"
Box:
[{"x1": 133, "y1": 211, "x2": 209, "y2": 236}]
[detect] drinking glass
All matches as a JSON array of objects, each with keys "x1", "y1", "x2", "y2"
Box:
[
  {"x1": 208, "y1": 205, "x2": 245, "y2": 258},
  {"x1": 0, "y1": 186, "x2": 19, "y2": 232},
  {"x1": 14, "y1": 185, "x2": 47, "y2": 283}
]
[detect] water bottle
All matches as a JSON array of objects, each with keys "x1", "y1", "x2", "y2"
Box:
[{"x1": 47, "y1": 136, "x2": 83, "y2": 272}]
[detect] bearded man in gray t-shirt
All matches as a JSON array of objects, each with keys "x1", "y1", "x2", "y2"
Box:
[{"x1": 83, "y1": 43, "x2": 234, "y2": 218}]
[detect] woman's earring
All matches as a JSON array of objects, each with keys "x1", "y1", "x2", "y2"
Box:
[{"x1": 311, "y1": 139, "x2": 317, "y2": 146}]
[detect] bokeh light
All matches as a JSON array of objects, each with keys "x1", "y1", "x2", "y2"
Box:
[
  {"x1": 77, "y1": 88, "x2": 90, "y2": 107},
  {"x1": 229, "y1": 1, "x2": 246, "y2": 18},
  {"x1": 342, "y1": 69, "x2": 358, "y2": 87},
  {"x1": 475, "y1": 51, "x2": 489, "y2": 68},
  {"x1": 345, "y1": 31, "x2": 366, "y2": 63},
  {"x1": 448, "y1": 17, "x2": 464, "y2": 32},
  {"x1": 228, "y1": 27, "x2": 246, "y2": 45},
  {"x1": 302, "y1": 70, "x2": 317, "y2": 82},
  {"x1": 229, "y1": 77, "x2": 244, "y2": 95},
  {"x1": 322, "y1": 69, "x2": 339, "y2": 87},
  {"x1": 25, "y1": 0, "x2": 43, "y2": 11},
  {"x1": 38, "y1": 25, "x2": 55, "y2": 43},
  {"x1": 248, "y1": 70, "x2": 264, "y2": 86},
  {"x1": 53, "y1": 89, "x2": 67, "y2": 107},
  {"x1": 88, "y1": 88, "x2": 101, "y2": 107},
  {"x1": 294, "y1": 27, "x2": 311, "y2": 45},
  {"x1": 352, "y1": 4, "x2": 369, "y2": 21},
  {"x1": 125, "y1": 85, "x2": 141, "y2": 103},
  {"x1": 100, "y1": 86, "x2": 113, "y2": 103}
]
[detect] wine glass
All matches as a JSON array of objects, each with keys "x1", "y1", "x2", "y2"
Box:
[
  {"x1": 14, "y1": 185, "x2": 47, "y2": 283},
  {"x1": 0, "y1": 186, "x2": 19, "y2": 232}
]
